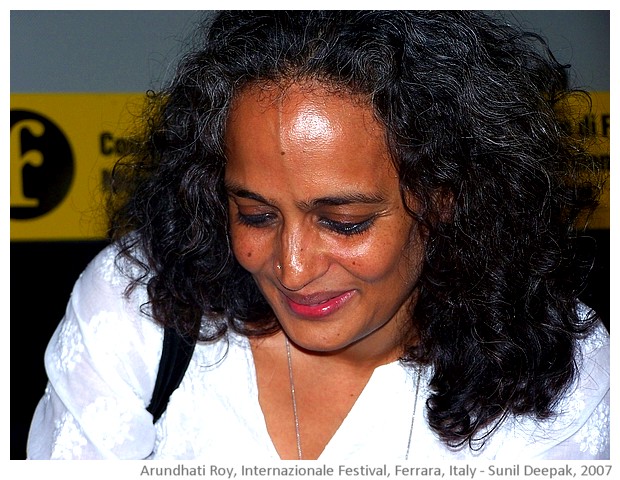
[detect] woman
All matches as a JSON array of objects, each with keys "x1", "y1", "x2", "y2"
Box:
[{"x1": 28, "y1": 11, "x2": 609, "y2": 460}]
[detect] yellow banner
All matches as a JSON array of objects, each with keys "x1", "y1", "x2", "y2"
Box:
[
  {"x1": 573, "y1": 91, "x2": 610, "y2": 230},
  {"x1": 10, "y1": 93, "x2": 145, "y2": 240},
  {"x1": 10, "y1": 92, "x2": 610, "y2": 241}
]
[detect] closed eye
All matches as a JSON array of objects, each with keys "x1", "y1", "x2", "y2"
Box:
[
  {"x1": 318, "y1": 216, "x2": 376, "y2": 236},
  {"x1": 235, "y1": 211, "x2": 277, "y2": 228}
]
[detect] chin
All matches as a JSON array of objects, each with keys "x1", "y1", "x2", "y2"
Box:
[{"x1": 281, "y1": 320, "x2": 366, "y2": 353}]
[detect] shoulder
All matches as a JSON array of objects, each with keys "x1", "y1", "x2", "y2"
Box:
[
  {"x1": 542, "y1": 317, "x2": 610, "y2": 459},
  {"x1": 557, "y1": 310, "x2": 610, "y2": 457},
  {"x1": 44, "y1": 240, "x2": 164, "y2": 401},
  {"x1": 483, "y1": 306, "x2": 610, "y2": 460},
  {"x1": 570, "y1": 305, "x2": 610, "y2": 419},
  {"x1": 504, "y1": 310, "x2": 610, "y2": 460},
  {"x1": 32, "y1": 241, "x2": 167, "y2": 458}
]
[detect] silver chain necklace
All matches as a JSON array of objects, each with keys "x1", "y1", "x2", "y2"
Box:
[{"x1": 284, "y1": 336, "x2": 422, "y2": 460}]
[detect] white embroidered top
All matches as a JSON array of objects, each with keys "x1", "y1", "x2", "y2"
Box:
[{"x1": 27, "y1": 244, "x2": 610, "y2": 460}]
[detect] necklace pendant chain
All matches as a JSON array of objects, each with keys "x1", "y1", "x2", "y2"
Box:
[
  {"x1": 405, "y1": 365, "x2": 422, "y2": 460},
  {"x1": 285, "y1": 336, "x2": 303, "y2": 460}
]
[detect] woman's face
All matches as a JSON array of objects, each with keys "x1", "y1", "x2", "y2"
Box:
[{"x1": 224, "y1": 83, "x2": 425, "y2": 360}]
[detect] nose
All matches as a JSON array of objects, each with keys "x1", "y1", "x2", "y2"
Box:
[{"x1": 275, "y1": 222, "x2": 328, "y2": 291}]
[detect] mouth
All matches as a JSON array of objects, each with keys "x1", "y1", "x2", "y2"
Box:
[{"x1": 282, "y1": 290, "x2": 356, "y2": 319}]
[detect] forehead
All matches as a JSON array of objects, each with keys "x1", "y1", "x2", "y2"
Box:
[
  {"x1": 223, "y1": 83, "x2": 401, "y2": 202},
  {"x1": 224, "y1": 82, "x2": 393, "y2": 174}
]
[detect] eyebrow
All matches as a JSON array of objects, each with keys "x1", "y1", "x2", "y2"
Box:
[{"x1": 225, "y1": 182, "x2": 388, "y2": 210}]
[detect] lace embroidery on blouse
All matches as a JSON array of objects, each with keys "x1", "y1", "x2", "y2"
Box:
[
  {"x1": 570, "y1": 319, "x2": 610, "y2": 456},
  {"x1": 54, "y1": 312, "x2": 84, "y2": 374},
  {"x1": 574, "y1": 399, "x2": 610, "y2": 455},
  {"x1": 80, "y1": 396, "x2": 135, "y2": 451},
  {"x1": 50, "y1": 410, "x2": 87, "y2": 459}
]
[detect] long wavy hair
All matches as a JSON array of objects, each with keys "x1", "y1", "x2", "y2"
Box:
[{"x1": 109, "y1": 11, "x2": 601, "y2": 448}]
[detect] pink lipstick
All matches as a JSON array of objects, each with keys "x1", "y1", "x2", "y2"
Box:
[{"x1": 283, "y1": 290, "x2": 355, "y2": 319}]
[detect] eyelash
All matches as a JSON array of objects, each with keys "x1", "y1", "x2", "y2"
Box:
[
  {"x1": 235, "y1": 212, "x2": 375, "y2": 237},
  {"x1": 318, "y1": 217, "x2": 375, "y2": 236},
  {"x1": 236, "y1": 213, "x2": 275, "y2": 228}
]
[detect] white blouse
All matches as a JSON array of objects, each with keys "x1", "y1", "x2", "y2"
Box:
[{"x1": 27, "y1": 243, "x2": 610, "y2": 460}]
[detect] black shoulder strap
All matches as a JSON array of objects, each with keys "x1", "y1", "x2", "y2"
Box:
[{"x1": 147, "y1": 327, "x2": 197, "y2": 423}]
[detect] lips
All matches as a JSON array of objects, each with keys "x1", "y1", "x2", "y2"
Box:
[{"x1": 282, "y1": 290, "x2": 355, "y2": 319}]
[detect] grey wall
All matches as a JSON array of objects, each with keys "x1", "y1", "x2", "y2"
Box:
[
  {"x1": 491, "y1": 11, "x2": 609, "y2": 91},
  {"x1": 11, "y1": 11, "x2": 208, "y2": 92},
  {"x1": 11, "y1": 10, "x2": 610, "y2": 93}
]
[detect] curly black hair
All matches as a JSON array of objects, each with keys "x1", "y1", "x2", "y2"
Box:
[{"x1": 108, "y1": 11, "x2": 601, "y2": 448}]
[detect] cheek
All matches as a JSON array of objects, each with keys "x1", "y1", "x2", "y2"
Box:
[
  {"x1": 335, "y1": 241, "x2": 405, "y2": 281},
  {"x1": 339, "y1": 224, "x2": 424, "y2": 283},
  {"x1": 229, "y1": 226, "x2": 268, "y2": 274}
]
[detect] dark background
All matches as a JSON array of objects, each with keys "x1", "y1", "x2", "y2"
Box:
[{"x1": 10, "y1": 11, "x2": 610, "y2": 460}]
